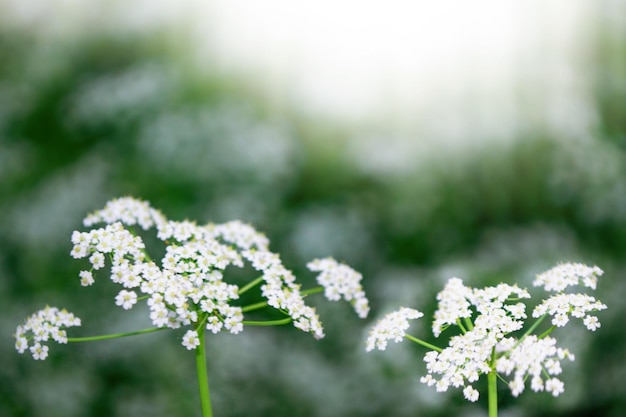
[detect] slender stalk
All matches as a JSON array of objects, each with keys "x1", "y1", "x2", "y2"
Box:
[
  {"x1": 456, "y1": 318, "x2": 468, "y2": 334},
  {"x1": 301, "y1": 287, "x2": 324, "y2": 297},
  {"x1": 67, "y1": 327, "x2": 167, "y2": 342},
  {"x1": 238, "y1": 276, "x2": 264, "y2": 295},
  {"x1": 241, "y1": 286, "x2": 324, "y2": 313},
  {"x1": 404, "y1": 334, "x2": 443, "y2": 353},
  {"x1": 241, "y1": 300, "x2": 269, "y2": 313},
  {"x1": 488, "y1": 347, "x2": 498, "y2": 417},
  {"x1": 195, "y1": 325, "x2": 213, "y2": 417},
  {"x1": 488, "y1": 369, "x2": 498, "y2": 417},
  {"x1": 243, "y1": 317, "x2": 292, "y2": 326}
]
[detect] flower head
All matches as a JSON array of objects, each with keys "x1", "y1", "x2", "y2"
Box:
[
  {"x1": 366, "y1": 307, "x2": 423, "y2": 351},
  {"x1": 368, "y1": 264, "x2": 606, "y2": 404},
  {"x1": 15, "y1": 306, "x2": 81, "y2": 360},
  {"x1": 533, "y1": 263, "x2": 607, "y2": 330},
  {"x1": 534, "y1": 263, "x2": 603, "y2": 292},
  {"x1": 66, "y1": 197, "x2": 366, "y2": 348},
  {"x1": 307, "y1": 257, "x2": 370, "y2": 318}
]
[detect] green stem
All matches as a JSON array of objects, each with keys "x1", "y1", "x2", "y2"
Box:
[
  {"x1": 243, "y1": 317, "x2": 292, "y2": 326},
  {"x1": 404, "y1": 334, "x2": 443, "y2": 352},
  {"x1": 463, "y1": 316, "x2": 474, "y2": 331},
  {"x1": 301, "y1": 287, "x2": 324, "y2": 296},
  {"x1": 488, "y1": 347, "x2": 498, "y2": 417},
  {"x1": 195, "y1": 326, "x2": 213, "y2": 417},
  {"x1": 240, "y1": 286, "x2": 324, "y2": 313},
  {"x1": 238, "y1": 276, "x2": 264, "y2": 295},
  {"x1": 488, "y1": 369, "x2": 498, "y2": 417},
  {"x1": 67, "y1": 327, "x2": 167, "y2": 342},
  {"x1": 456, "y1": 318, "x2": 468, "y2": 334},
  {"x1": 241, "y1": 301, "x2": 269, "y2": 313}
]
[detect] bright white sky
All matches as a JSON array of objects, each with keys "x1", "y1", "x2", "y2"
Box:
[
  {"x1": 2, "y1": 0, "x2": 596, "y2": 134},
  {"x1": 199, "y1": 1, "x2": 589, "y2": 125}
]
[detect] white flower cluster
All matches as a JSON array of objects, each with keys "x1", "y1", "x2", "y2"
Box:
[
  {"x1": 496, "y1": 335, "x2": 574, "y2": 397},
  {"x1": 243, "y1": 248, "x2": 325, "y2": 339},
  {"x1": 15, "y1": 306, "x2": 81, "y2": 360},
  {"x1": 532, "y1": 263, "x2": 607, "y2": 330},
  {"x1": 533, "y1": 263, "x2": 602, "y2": 292},
  {"x1": 421, "y1": 280, "x2": 531, "y2": 401},
  {"x1": 367, "y1": 263, "x2": 606, "y2": 403},
  {"x1": 307, "y1": 257, "x2": 370, "y2": 318},
  {"x1": 365, "y1": 307, "x2": 423, "y2": 351},
  {"x1": 67, "y1": 197, "x2": 367, "y2": 348}
]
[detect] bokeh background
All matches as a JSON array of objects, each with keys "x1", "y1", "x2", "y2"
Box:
[{"x1": 1, "y1": 1, "x2": 625, "y2": 416}]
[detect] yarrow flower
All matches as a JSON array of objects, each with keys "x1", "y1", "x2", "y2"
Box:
[
  {"x1": 14, "y1": 306, "x2": 81, "y2": 360},
  {"x1": 366, "y1": 263, "x2": 606, "y2": 406}
]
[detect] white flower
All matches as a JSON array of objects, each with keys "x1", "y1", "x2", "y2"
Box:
[
  {"x1": 307, "y1": 257, "x2": 370, "y2": 318},
  {"x1": 83, "y1": 196, "x2": 166, "y2": 230},
  {"x1": 79, "y1": 270, "x2": 95, "y2": 286},
  {"x1": 115, "y1": 290, "x2": 138, "y2": 310},
  {"x1": 432, "y1": 278, "x2": 472, "y2": 337},
  {"x1": 182, "y1": 330, "x2": 200, "y2": 350},
  {"x1": 532, "y1": 293, "x2": 607, "y2": 329},
  {"x1": 463, "y1": 385, "x2": 479, "y2": 402},
  {"x1": 583, "y1": 316, "x2": 601, "y2": 331},
  {"x1": 495, "y1": 335, "x2": 574, "y2": 397},
  {"x1": 30, "y1": 343, "x2": 49, "y2": 360},
  {"x1": 366, "y1": 307, "x2": 423, "y2": 351},
  {"x1": 534, "y1": 263, "x2": 603, "y2": 292},
  {"x1": 545, "y1": 378, "x2": 565, "y2": 396},
  {"x1": 14, "y1": 306, "x2": 81, "y2": 360}
]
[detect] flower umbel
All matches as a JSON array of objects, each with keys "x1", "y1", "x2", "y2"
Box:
[
  {"x1": 18, "y1": 196, "x2": 370, "y2": 352},
  {"x1": 16, "y1": 196, "x2": 372, "y2": 417},
  {"x1": 367, "y1": 262, "x2": 606, "y2": 410},
  {"x1": 15, "y1": 306, "x2": 81, "y2": 360}
]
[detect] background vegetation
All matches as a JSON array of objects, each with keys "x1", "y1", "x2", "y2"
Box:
[{"x1": 1, "y1": 6, "x2": 625, "y2": 417}]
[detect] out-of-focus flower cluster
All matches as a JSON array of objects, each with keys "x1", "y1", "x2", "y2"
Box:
[
  {"x1": 366, "y1": 263, "x2": 606, "y2": 402},
  {"x1": 307, "y1": 257, "x2": 370, "y2": 318},
  {"x1": 532, "y1": 263, "x2": 606, "y2": 330},
  {"x1": 14, "y1": 306, "x2": 81, "y2": 360},
  {"x1": 16, "y1": 197, "x2": 369, "y2": 357}
]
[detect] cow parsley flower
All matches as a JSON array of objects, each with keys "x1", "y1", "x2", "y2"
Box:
[
  {"x1": 14, "y1": 306, "x2": 81, "y2": 360},
  {"x1": 64, "y1": 197, "x2": 368, "y2": 348},
  {"x1": 533, "y1": 263, "x2": 603, "y2": 292},
  {"x1": 367, "y1": 262, "x2": 606, "y2": 411},
  {"x1": 366, "y1": 307, "x2": 423, "y2": 351},
  {"x1": 307, "y1": 257, "x2": 370, "y2": 318}
]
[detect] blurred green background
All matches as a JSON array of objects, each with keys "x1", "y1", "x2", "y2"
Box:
[{"x1": 1, "y1": 2, "x2": 625, "y2": 417}]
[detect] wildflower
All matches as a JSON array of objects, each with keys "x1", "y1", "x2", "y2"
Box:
[
  {"x1": 366, "y1": 307, "x2": 423, "y2": 351},
  {"x1": 496, "y1": 335, "x2": 573, "y2": 397},
  {"x1": 532, "y1": 293, "x2": 607, "y2": 328},
  {"x1": 463, "y1": 385, "x2": 479, "y2": 402},
  {"x1": 307, "y1": 257, "x2": 370, "y2": 318},
  {"x1": 115, "y1": 290, "x2": 138, "y2": 310},
  {"x1": 14, "y1": 306, "x2": 81, "y2": 360},
  {"x1": 79, "y1": 270, "x2": 95, "y2": 286},
  {"x1": 432, "y1": 278, "x2": 472, "y2": 337},
  {"x1": 182, "y1": 330, "x2": 200, "y2": 350},
  {"x1": 533, "y1": 263, "x2": 603, "y2": 292},
  {"x1": 83, "y1": 196, "x2": 166, "y2": 230}
]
